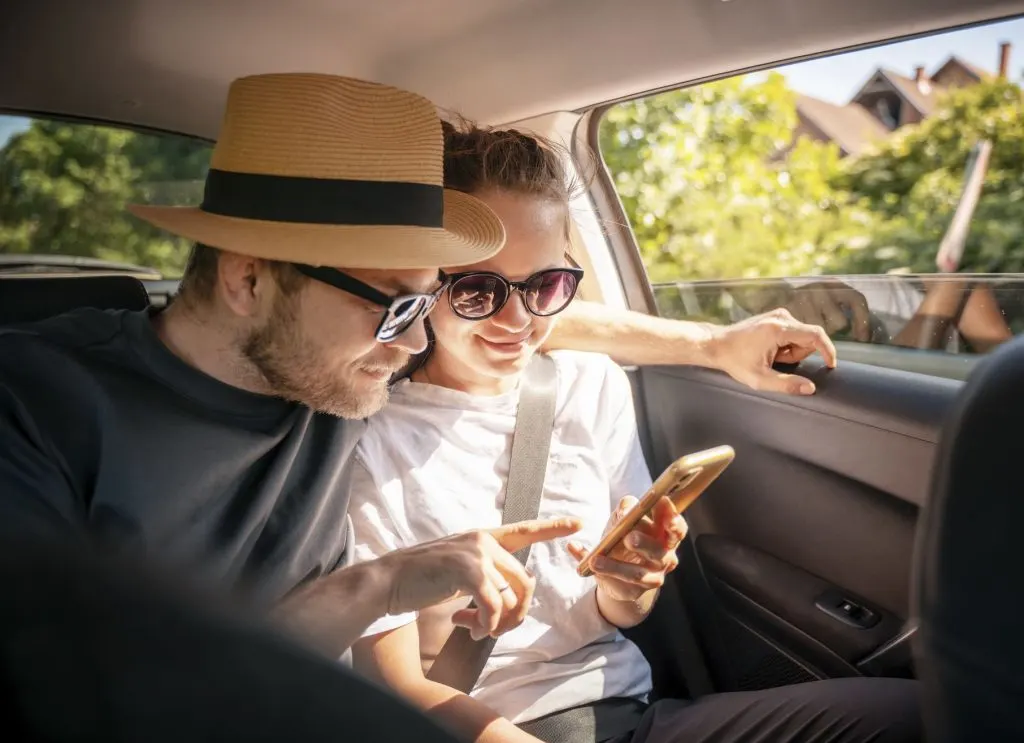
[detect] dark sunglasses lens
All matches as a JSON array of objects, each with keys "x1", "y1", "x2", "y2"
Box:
[
  {"x1": 449, "y1": 275, "x2": 508, "y2": 319},
  {"x1": 525, "y1": 270, "x2": 578, "y2": 316},
  {"x1": 377, "y1": 296, "x2": 427, "y2": 342}
]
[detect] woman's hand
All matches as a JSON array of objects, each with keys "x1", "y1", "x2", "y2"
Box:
[{"x1": 568, "y1": 496, "x2": 687, "y2": 606}]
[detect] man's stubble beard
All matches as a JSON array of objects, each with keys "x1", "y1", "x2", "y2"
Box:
[{"x1": 241, "y1": 294, "x2": 400, "y2": 419}]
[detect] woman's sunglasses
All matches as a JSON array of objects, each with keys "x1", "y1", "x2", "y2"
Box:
[
  {"x1": 292, "y1": 263, "x2": 445, "y2": 343},
  {"x1": 442, "y1": 262, "x2": 584, "y2": 321}
]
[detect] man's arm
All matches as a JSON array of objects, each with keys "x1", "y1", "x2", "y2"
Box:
[
  {"x1": 545, "y1": 300, "x2": 837, "y2": 395},
  {"x1": 354, "y1": 623, "x2": 543, "y2": 743},
  {"x1": 0, "y1": 377, "x2": 405, "y2": 657},
  {"x1": 272, "y1": 518, "x2": 581, "y2": 658},
  {"x1": 271, "y1": 557, "x2": 395, "y2": 657},
  {"x1": 0, "y1": 381, "x2": 82, "y2": 543}
]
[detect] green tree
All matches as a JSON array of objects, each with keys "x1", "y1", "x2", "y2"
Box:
[
  {"x1": 599, "y1": 73, "x2": 879, "y2": 288},
  {"x1": 833, "y1": 79, "x2": 1024, "y2": 274},
  {"x1": 601, "y1": 71, "x2": 1023, "y2": 300},
  {"x1": 0, "y1": 119, "x2": 211, "y2": 277}
]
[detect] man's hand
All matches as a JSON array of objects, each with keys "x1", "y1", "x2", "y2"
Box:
[
  {"x1": 568, "y1": 496, "x2": 686, "y2": 627},
  {"x1": 381, "y1": 517, "x2": 581, "y2": 641},
  {"x1": 707, "y1": 307, "x2": 838, "y2": 395}
]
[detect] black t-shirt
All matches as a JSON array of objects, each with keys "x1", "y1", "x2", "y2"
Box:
[{"x1": 0, "y1": 308, "x2": 365, "y2": 605}]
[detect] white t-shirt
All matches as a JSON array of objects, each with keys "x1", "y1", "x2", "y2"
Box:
[{"x1": 349, "y1": 350, "x2": 655, "y2": 724}]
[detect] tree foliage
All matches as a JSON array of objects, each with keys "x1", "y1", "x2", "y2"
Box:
[
  {"x1": 600, "y1": 73, "x2": 1024, "y2": 286},
  {"x1": 600, "y1": 73, "x2": 877, "y2": 284},
  {"x1": 835, "y1": 79, "x2": 1024, "y2": 274},
  {"x1": 0, "y1": 119, "x2": 210, "y2": 276}
]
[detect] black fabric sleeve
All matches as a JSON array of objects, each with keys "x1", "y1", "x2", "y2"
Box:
[
  {"x1": 0, "y1": 380, "x2": 81, "y2": 542},
  {"x1": 0, "y1": 538, "x2": 462, "y2": 743}
]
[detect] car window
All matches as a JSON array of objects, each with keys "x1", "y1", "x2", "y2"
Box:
[
  {"x1": 597, "y1": 18, "x2": 1024, "y2": 375},
  {"x1": 0, "y1": 115, "x2": 213, "y2": 279}
]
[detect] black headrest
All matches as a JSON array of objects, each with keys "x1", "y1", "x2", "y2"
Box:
[
  {"x1": 0, "y1": 276, "x2": 150, "y2": 324},
  {"x1": 913, "y1": 335, "x2": 1024, "y2": 741}
]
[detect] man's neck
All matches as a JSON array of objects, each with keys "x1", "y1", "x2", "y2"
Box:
[{"x1": 152, "y1": 301, "x2": 272, "y2": 396}]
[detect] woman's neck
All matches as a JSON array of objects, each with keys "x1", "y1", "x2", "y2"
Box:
[{"x1": 416, "y1": 350, "x2": 520, "y2": 397}]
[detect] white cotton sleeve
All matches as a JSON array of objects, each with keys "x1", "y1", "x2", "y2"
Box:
[
  {"x1": 598, "y1": 359, "x2": 655, "y2": 510},
  {"x1": 347, "y1": 452, "x2": 418, "y2": 637}
]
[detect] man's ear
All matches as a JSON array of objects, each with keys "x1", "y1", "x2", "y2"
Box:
[{"x1": 216, "y1": 252, "x2": 272, "y2": 318}]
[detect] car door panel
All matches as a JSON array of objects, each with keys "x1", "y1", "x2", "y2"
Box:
[
  {"x1": 700, "y1": 535, "x2": 903, "y2": 668},
  {"x1": 624, "y1": 359, "x2": 959, "y2": 693}
]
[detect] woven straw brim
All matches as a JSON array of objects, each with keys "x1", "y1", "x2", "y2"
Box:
[{"x1": 127, "y1": 188, "x2": 505, "y2": 269}]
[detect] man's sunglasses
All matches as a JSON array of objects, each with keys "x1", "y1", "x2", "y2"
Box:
[
  {"x1": 442, "y1": 262, "x2": 585, "y2": 321},
  {"x1": 292, "y1": 264, "x2": 445, "y2": 343}
]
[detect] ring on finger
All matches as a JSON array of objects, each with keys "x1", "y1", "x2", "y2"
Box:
[{"x1": 497, "y1": 584, "x2": 513, "y2": 594}]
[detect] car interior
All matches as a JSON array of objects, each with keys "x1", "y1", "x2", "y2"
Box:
[{"x1": 4, "y1": 0, "x2": 1024, "y2": 736}]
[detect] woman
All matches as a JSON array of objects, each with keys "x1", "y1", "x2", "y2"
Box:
[{"x1": 348, "y1": 122, "x2": 920, "y2": 743}]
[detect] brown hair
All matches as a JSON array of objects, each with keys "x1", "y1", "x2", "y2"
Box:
[
  {"x1": 393, "y1": 121, "x2": 585, "y2": 380},
  {"x1": 441, "y1": 118, "x2": 584, "y2": 238},
  {"x1": 176, "y1": 243, "x2": 306, "y2": 308}
]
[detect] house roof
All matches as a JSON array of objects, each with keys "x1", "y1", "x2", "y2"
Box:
[
  {"x1": 850, "y1": 53, "x2": 995, "y2": 121},
  {"x1": 802, "y1": 50, "x2": 1002, "y2": 156},
  {"x1": 933, "y1": 55, "x2": 990, "y2": 83},
  {"x1": 795, "y1": 94, "x2": 890, "y2": 155},
  {"x1": 880, "y1": 69, "x2": 942, "y2": 115},
  {"x1": 850, "y1": 68, "x2": 941, "y2": 117}
]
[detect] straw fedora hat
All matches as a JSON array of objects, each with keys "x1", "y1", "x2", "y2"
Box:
[{"x1": 128, "y1": 73, "x2": 505, "y2": 269}]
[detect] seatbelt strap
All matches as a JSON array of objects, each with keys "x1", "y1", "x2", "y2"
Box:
[{"x1": 427, "y1": 353, "x2": 558, "y2": 693}]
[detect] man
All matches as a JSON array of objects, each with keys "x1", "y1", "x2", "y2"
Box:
[{"x1": 0, "y1": 73, "x2": 835, "y2": 657}]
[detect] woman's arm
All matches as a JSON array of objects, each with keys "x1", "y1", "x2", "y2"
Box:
[
  {"x1": 566, "y1": 359, "x2": 683, "y2": 629},
  {"x1": 353, "y1": 624, "x2": 542, "y2": 743},
  {"x1": 546, "y1": 300, "x2": 836, "y2": 396},
  {"x1": 582, "y1": 496, "x2": 687, "y2": 630},
  {"x1": 593, "y1": 558, "x2": 660, "y2": 629},
  {"x1": 957, "y1": 284, "x2": 1012, "y2": 353},
  {"x1": 545, "y1": 300, "x2": 717, "y2": 366}
]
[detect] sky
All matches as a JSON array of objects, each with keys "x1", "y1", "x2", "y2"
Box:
[
  {"x1": 779, "y1": 17, "x2": 1024, "y2": 104},
  {"x1": 0, "y1": 116, "x2": 29, "y2": 146},
  {"x1": 0, "y1": 17, "x2": 1021, "y2": 148}
]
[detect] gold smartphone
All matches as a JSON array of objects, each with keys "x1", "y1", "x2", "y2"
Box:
[{"x1": 576, "y1": 445, "x2": 735, "y2": 578}]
